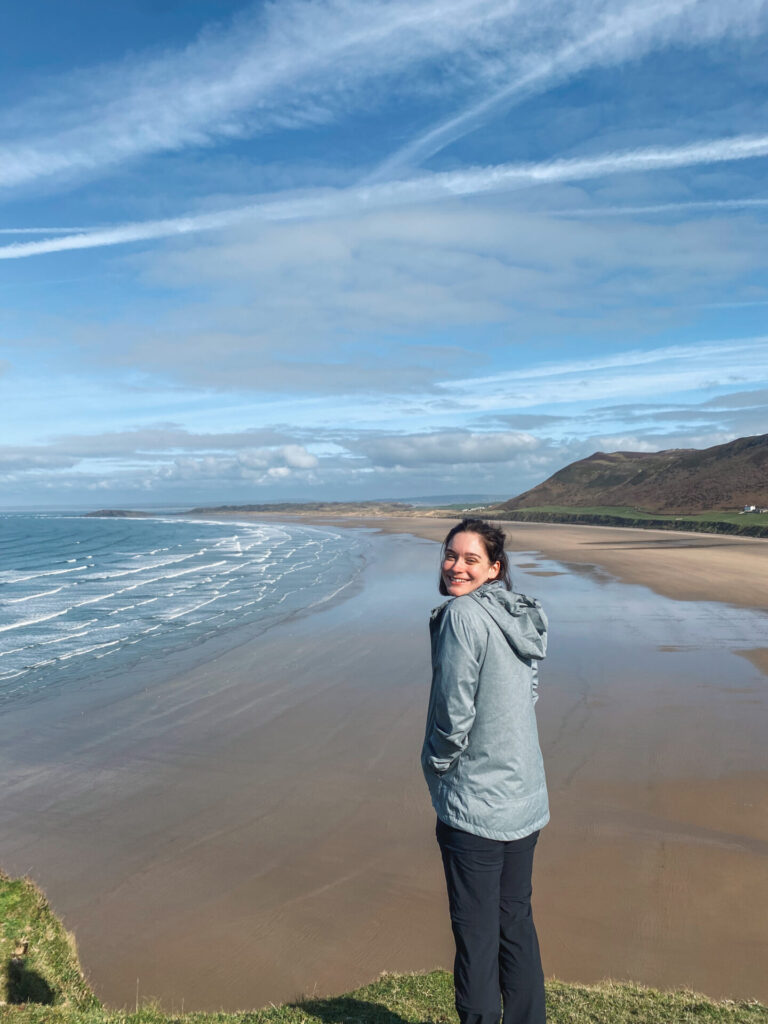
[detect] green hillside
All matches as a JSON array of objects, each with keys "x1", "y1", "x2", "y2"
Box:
[
  {"x1": 485, "y1": 504, "x2": 768, "y2": 537},
  {"x1": 498, "y1": 433, "x2": 768, "y2": 514}
]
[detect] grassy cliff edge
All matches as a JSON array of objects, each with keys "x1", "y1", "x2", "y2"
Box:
[
  {"x1": 1, "y1": 875, "x2": 765, "y2": 1024},
  {"x1": 0, "y1": 871, "x2": 98, "y2": 1013}
]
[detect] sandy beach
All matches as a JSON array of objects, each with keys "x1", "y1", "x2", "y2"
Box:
[
  {"x1": 295, "y1": 514, "x2": 768, "y2": 611},
  {"x1": 0, "y1": 520, "x2": 766, "y2": 1011}
]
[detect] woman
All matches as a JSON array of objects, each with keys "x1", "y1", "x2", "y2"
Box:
[{"x1": 422, "y1": 518, "x2": 549, "y2": 1024}]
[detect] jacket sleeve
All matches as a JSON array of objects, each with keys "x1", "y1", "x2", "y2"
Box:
[{"x1": 423, "y1": 604, "x2": 485, "y2": 775}]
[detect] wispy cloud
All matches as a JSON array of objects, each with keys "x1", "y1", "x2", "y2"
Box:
[
  {"x1": 553, "y1": 198, "x2": 768, "y2": 217},
  {"x1": 437, "y1": 336, "x2": 768, "y2": 409},
  {"x1": 0, "y1": 0, "x2": 530, "y2": 192},
  {"x1": 3, "y1": 131, "x2": 768, "y2": 260},
  {"x1": 3, "y1": 338, "x2": 766, "y2": 500},
  {"x1": 0, "y1": 226, "x2": 91, "y2": 234},
  {"x1": 352, "y1": 429, "x2": 539, "y2": 466},
  {"x1": 4, "y1": 0, "x2": 765, "y2": 197},
  {"x1": 371, "y1": 0, "x2": 768, "y2": 178},
  {"x1": 451, "y1": 340, "x2": 768, "y2": 387}
]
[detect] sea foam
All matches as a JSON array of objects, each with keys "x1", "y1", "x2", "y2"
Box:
[{"x1": 0, "y1": 513, "x2": 366, "y2": 705}]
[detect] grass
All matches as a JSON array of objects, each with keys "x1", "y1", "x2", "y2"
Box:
[
  {"x1": 483, "y1": 505, "x2": 768, "y2": 537},
  {"x1": 507, "y1": 505, "x2": 768, "y2": 525},
  {"x1": 0, "y1": 871, "x2": 98, "y2": 1012},
  {"x1": 2, "y1": 873, "x2": 766, "y2": 1024},
  {"x1": 3, "y1": 970, "x2": 767, "y2": 1024}
]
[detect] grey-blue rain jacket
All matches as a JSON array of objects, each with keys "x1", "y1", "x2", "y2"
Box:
[{"x1": 421, "y1": 579, "x2": 549, "y2": 840}]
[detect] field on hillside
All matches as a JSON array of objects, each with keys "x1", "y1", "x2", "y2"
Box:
[{"x1": 480, "y1": 505, "x2": 768, "y2": 536}]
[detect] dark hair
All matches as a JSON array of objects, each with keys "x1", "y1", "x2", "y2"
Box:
[{"x1": 438, "y1": 518, "x2": 512, "y2": 595}]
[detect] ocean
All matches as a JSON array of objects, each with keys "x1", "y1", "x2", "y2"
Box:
[{"x1": 0, "y1": 512, "x2": 368, "y2": 706}]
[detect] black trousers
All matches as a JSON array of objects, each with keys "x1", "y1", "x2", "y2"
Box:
[{"x1": 436, "y1": 818, "x2": 546, "y2": 1024}]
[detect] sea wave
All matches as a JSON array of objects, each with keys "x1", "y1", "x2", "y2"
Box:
[{"x1": 0, "y1": 514, "x2": 367, "y2": 704}]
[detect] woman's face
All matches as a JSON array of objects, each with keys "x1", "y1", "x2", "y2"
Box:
[{"x1": 441, "y1": 531, "x2": 501, "y2": 597}]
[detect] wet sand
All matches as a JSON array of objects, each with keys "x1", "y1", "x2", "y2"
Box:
[
  {"x1": 0, "y1": 524, "x2": 766, "y2": 1009},
  {"x1": 295, "y1": 515, "x2": 768, "y2": 611}
]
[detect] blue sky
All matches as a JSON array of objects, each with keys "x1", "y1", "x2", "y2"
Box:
[{"x1": 1, "y1": 0, "x2": 767, "y2": 508}]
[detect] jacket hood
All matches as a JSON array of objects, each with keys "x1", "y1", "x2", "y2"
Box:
[{"x1": 468, "y1": 581, "x2": 547, "y2": 660}]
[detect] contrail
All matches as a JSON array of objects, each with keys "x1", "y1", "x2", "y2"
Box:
[
  {"x1": 369, "y1": 0, "x2": 768, "y2": 180},
  {"x1": 551, "y1": 197, "x2": 768, "y2": 216},
  {"x1": 0, "y1": 226, "x2": 90, "y2": 234},
  {"x1": 1, "y1": 131, "x2": 767, "y2": 260},
  {"x1": 368, "y1": 0, "x2": 700, "y2": 180},
  {"x1": 0, "y1": 0, "x2": 521, "y2": 191},
  {"x1": 5, "y1": 1, "x2": 766, "y2": 193}
]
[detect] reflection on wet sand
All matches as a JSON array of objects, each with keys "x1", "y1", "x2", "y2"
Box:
[
  {"x1": 559, "y1": 560, "x2": 617, "y2": 584},
  {"x1": 733, "y1": 648, "x2": 768, "y2": 676},
  {"x1": 0, "y1": 521, "x2": 766, "y2": 1010}
]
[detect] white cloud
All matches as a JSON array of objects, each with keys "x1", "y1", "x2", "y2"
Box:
[
  {"x1": 0, "y1": 0, "x2": 535, "y2": 192},
  {"x1": 553, "y1": 197, "x2": 768, "y2": 217},
  {"x1": 354, "y1": 430, "x2": 540, "y2": 466},
  {"x1": 439, "y1": 337, "x2": 768, "y2": 410},
  {"x1": 139, "y1": 445, "x2": 319, "y2": 484},
  {"x1": 370, "y1": 0, "x2": 768, "y2": 177},
  {"x1": 587, "y1": 429, "x2": 737, "y2": 452},
  {"x1": 0, "y1": 452, "x2": 79, "y2": 472},
  {"x1": 0, "y1": 431, "x2": 319, "y2": 483},
  {"x1": 3, "y1": 131, "x2": 768, "y2": 260},
  {"x1": 1, "y1": 0, "x2": 763, "y2": 203},
  {"x1": 278, "y1": 445, "x2": 320, "y2": 470},
  {"x1": 73, "y1": 205, "x2": 765, "y2": 392},
  {"x1": 49, "y1": 425, "x2": 294, "y2": 456},
  {"x1": 571, "y1": 390, "x2": 768, "y2": 441},
  {"x1": 0, "y1": 226, "x2": 91, "y2": 234},
  {"x1": 587, "y1": 434, "x2": 667, "y2": 452},
  {"x1": 703, "y1": 388, "x2": 768, "y2": 409},
  {"x1": 2, "y1": 373, "x2": 766, "y2": 503}
]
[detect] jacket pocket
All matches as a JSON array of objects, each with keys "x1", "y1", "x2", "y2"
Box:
[{"x1": 437, "y1": 750, "x2": 465, "y2": 788}]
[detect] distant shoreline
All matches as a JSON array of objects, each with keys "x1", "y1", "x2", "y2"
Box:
[{"x1": 83, "y1": 502, "x2": 768, "y2": 539}]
